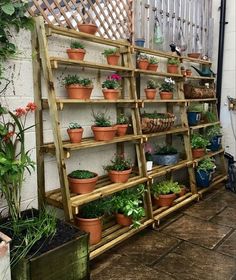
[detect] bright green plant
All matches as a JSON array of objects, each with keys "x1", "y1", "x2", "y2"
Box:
[
  {"x1": 197, "y1": 157, "x2": 216, "y2": 173},
  {"x1": 63, "y1": 75, "x2": 92, "y2": 87},
  {"x1": 102, "y1": 48, "x2": 119, "y2": 57},
  {"x1": 191, "y1": 133, "x2": 210, "y2": 149},
  {"x1": 151, "y1": 180, "x2": 181, "y2": 196},
  {"x1": 78, "y1": 198, "x2": 109, "y2": 219},
  {"x1": 187, "y1": 103, "x2": 204, "y2": 112},
  {"x1": 148, "y1": 56, "x2": 159, "y2": 64},
  {"x1": 146, "y1": 79, "x2": 160, "y2": 89},
  {"x1": 203, "y1": 111, "x2": 217, "y2": 122},
  {"x1": 68, "y1": 122, "x2": 82, "y2": 129},
  {"x1": 92, "y1": 111, "x2": 112, "y2": 127},
  {"x1": 103, "y1": 153, "x2": 132, "y2": 171},
  {"x1": 117, "y1": 113, "x2": 129, "y2": 124},
  {"x1": 70, "y1": 41, "x2": 85, "y2": 49},
  {"x1": 68, "y1": 170, "x2": 96, "y2": 179},
  {"x1": 155, "y1": 146, "x2": 178, "y2": 155},
  {"x1": 167, "y1": 57, "x2": 180, "y2": 65},
  {"x1": 159, "y1": 78, "x2": 175, "y2": 92},
  {"x1": 205, "y1": 125, "x2": 222, "y2": 140}
]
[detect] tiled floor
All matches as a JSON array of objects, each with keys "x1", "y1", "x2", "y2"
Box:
[{"x1": 91, "y1": 187, "x2": 236, "y2": 280}]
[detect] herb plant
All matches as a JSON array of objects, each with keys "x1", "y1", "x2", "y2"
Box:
[
  {"x1": 70, "y1": 41, "x2": 85, "y2": 49},
  {"x1": 104, "y1": 153, "x2": 132, "y2": 171},
  {"x1": 146, "y1": 79, "x2": 160, "y2": 89},
  {"x1": 102, "y1": 48, "x2": 119, "y2": 57},
  {"x1": 141, "y1": 111, "x2": 171, "y2": 119},
  {"x1": 191, "y1": 134, "x2": 210, "y2": 149},
  {"x1": 151, "y1": 180, "x2": 181, "y2": 196},
  {"x1": 102, "y1": 74, "x2": 121, "y2": 89},
  {"x1": 203, "y1": 111, "x2": 217, "y2": 122},
  {"x1": 197, "y1": 157, "x2": 216, "y2": 173},
  {"x1": 68, "y1": 170, "x2": 96, "y2": 179},
  {"x1": 205, "y1": 125, "x2": 222, "y2": 140},
  {"x1": 187, "y1": 103, "x2": 204, "y2": 112},
  {"x1": 159, "y1": 78, "x2": 175, "y2": 92},
  {"x1": 155, "y1": 146, "x2": 178, "y2": 155},
  {"x1": 167, "y1": 57, "x2": 180, "y2": 65},
  {"x1": 117, "y1": 113, "x2": 129, "y2": 124},
  {"x1": 68, "y1": 122, "x2": 82, "y2": 129},
  {"x1": 63, "y1": 75, "x2": 92, "y2": 87},
  {"x1": 148, "y1": 56, "x2": 159, "y2": 64},
  {"x1": 92, "y1": 111, "x2": 112, "y2": 127},
  {"x1": 78, "y1": 198, "x2": 108, "y2": 219}
]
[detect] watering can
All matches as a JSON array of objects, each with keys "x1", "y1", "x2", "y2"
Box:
[{"x1": 191, "y1": 64, "x2": 215, "y2": 77}]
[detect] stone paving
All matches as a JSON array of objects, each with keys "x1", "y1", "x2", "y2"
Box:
[{"x1": 91, "y1": 187, "x2": 236, "y2": 280}]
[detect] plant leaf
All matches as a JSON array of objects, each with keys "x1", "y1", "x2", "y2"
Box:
[{"x1": 1, "y1": 3, "x2": 15, "y2": 15}]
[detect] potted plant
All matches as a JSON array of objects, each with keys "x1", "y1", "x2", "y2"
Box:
[
  {"x1": 187, "y1": 103, "x2": 204, "y2": 126},
  {"x1": 103, "y1": 153, "x2": 132, "y2": 183},
  {"x1": 153, "y1": 145, "x2": 179, "y2": 166},
  {"x1": 181, "y1": 66, "x2": 186, "y2": 76},
  {"x1": 137, "y1": 54, "x2": 149, "y2": 70},
  {"x1": 135, "y1": 38, "x2": 145, "y2": 47},
  {"x1": 77, "y1": 22, "x2": 98, "y2": 35},
  {"x1": 159, "y1": 77, "x2": 175, "y2": 100},
  {"x1": 63, "y1": 75, "x2": 93, "y2": 99},
  {"x1": 191, "y1": 133, "x2": 210, "y2": 159},
  {"x1": 101, "y1": 73, "x2": 121, "y2": 100},
  {"x1": 203, "y1": 111, "x2": 217, "y2": 123},
  {"x1": 116, "y1": 113, "x2": 129, "y2": 136},
  {"x1": 66, "y1": 41, "x2": 86, "y2": 60},
  {"x1": 144, "y1": 79, "x2": 160, "y2": 99},
  {"x1": 67, "y1": 122, "x2": 83, "y2": 143},
  {"x1": 147, "y1": 56, "x2": 159, "y2": 71},
  {"x1": 91, "y1": 111, "x2": 117, "y2": 141},
  {"x1": 145, "y1": 151, "x2": 153, "y2": 171},
  {"x1": 151, "y1": 180, "x2": 181, "y2": 207},
  {"x1": 196, "y1": 157, "x2": 216, "y2": 187},
  {"x1": 67, "y1": 169, "x2": 98, "y2": 194},
  {"x1": 205, "y1": 125, "x2": 222, "y2": 151},
  {"x1": 110, "y1": 184, "x2": 146, "y2": 228},
  {"x1": 186, "y1": 68, "x2": 192, "y2": 76},
  {"x1": 102, "y1": 48, "x2": 120, "y2": 65},
  {"x1": 167, "y1": 57, "x2": 180, "y2": 74}
]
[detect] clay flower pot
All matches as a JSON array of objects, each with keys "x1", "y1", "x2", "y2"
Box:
[
  {"x1": 66, "y1": 85, "x2": 93, "y2": 99},
  {"x1": 137, "y1": 60, "x2": 149, "y2": 70},
  {"x1": 116, "y1": 213, "x2": 132, "y2": 227},
  {"x1": 102, "y1": 89, "x2": 120, "y2": 100},
  {"x1": 66, "y1": 48, "x2": 86, "y2": 60},
  {"x1": 91, "y1": 126, "x2": 117, "y2": 141},
  {"x1": 145, "y1": 89, "x2": 157, "y2": 99},
  {"x1": 160, "y1": 91, "x2": 173, "y2": 100},
  {"x1": 147, "y1": 64, "x2": 158, "y2": 71},
  {"x1": 178, "y1": 186, "x2": 187, "y2": 197},
  {"x1": 186, "y1": 69, "x2": 192, "y2": 76},
  {"x1": 106, "y1": 54, "x2": 120, "y2": 65},
  {"x1": 167, "y1": 64, "x2": 179, "y2": 74},
  {"x1": 116, "y1": 124, "x2": 128, "y2": 136},
  {"x1": 153, "y1": 193, "x2": 176, "y2": 207},
  {"x1": 67, "y1": 128, "x2": 84, "y2": 143},
  {"x1": 68, "y1": 173, "x2": 98, "y2": 194},
  {"x1": 192, "y1": 148, "x2": 206, "y2": 159},
  {"x1": 108, "y1": 168, "x2": 132, "y2": 183},
  {"x1": 75, "y1": 216, "x2": 102, "y2": 245},
  {"x1": 77, "y1": 23, "x2": 98, "y2": 35}
]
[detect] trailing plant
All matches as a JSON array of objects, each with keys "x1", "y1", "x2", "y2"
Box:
[
  {"x1": 159, "y1": 78, "x2": 175, "y2": 92},
  {"x1": 102, "y1": 74, "x2": 121, "y2": 89},
  {"x1": 137, "y1": 54, "x2": 148, "y2": 61},
  {"x1": 103, "y1": 153, "x2": 132, "y2": 171},
  {"x1": 68, "y1": 122, "x2": 82, "y2": 129},
  {"x1": 117, "y1": 113, "x2": 129, "y2": 124},
  {"x1": 155, "y1": 146, "x2": 178, "y2": 155},
  {"x1": 70, "y1": 41, "x2": 85, "y2": 49},
  {"x1": 68, "y1": 170, "x2": 96, "y2": 179},
  {"x1": 92, "y1": 111, "x2": 112, "y2": 127},
  {"x1": 197, "y1": 157, "x2": 216, "y2": 173},
  {"x1": 191, "y1": 133, "x2": 210, "y2": 149},
  {"x1": 148, "y1": 56, "x2": 159, "y2": 64},
  {"x1": 146, "y1": 79, "x2": 160, "y2": 89},
  {"x1": 102, "y1": 48, "x2": 119, "y2": 57},
  {"x1": 167, "y1": 57, "x2": 180, "y2": 65},
  {"x1": 151, "y1": 180, "x2": 181, "y2": 196},
  {"x1": 205, "y1": 125, "x2": 222, "y2": 140},
  {"x1": 187, "y1": 103, "x2": 204, "y2": 112},
  {"x1": 63, "y1": 75, "x2": 93, "y2": 87}
]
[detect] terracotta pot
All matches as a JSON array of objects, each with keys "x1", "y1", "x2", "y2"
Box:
[
  {"x1": 187, "y1": 53, "x2": 201, "y2": 59},
  {"x1": 178, "y1": 186, "x2": 187, "y2": 197},
  {"x1": 160, "y1": 91, "x2": 173, "y2": 100},
  {"x1": 66, "y1": 85, "x2": 93, "y2": 99},
  {"x1": 67, "y1": 128, "x2": 83, "y2": 143},
  {"x1": 66, "y1": 48, "x2": 86, "y2": 60},
  {"x1": 77, "y1": 23, "x2": 98, "y2": 35},
  {"x1": 91, "y1": 126, "x2": 117, "y2": 141},
  {"x1": 153, "y1": 193, "x2": 176, "y2": 207},
  {"x1": 116, "y1": 213, "x2": 132, "y2": 227},
  {"x1": 145, "y1": 89, "x2": 157, "y2": 99},
  {"x1": 75, "y1": 216, "x2": 102, "y2": 245},
  {"x1": 106, "y1": 54, "x2": 120, "y2": 65},
  {"x1": 192, "y1": 148, "x2": 206, "y2": 159},
  {"x1": 102, "y1": 89, "x2": 120, "y2": 100},
  {"x1": 108, "y1": 168, "x2": 132, "y2": 183},
  {"x1": 167, "y1": 64, "x2": 179, "y2": 74},
  {"x1": 186, "y1": 70, "x2": 192, "y2": 76},
  {"x1": 137, "y1": 60, "x2": 149, "y2": 70},
  {"x1": 116, "y1": 124, "x2": 128, "y2": 136},
  {"x1": 147, "y1": 64, "x2": 158, "y2": 71},
  {"x1": 68, "y1": 173, "x2": 98, "y2": 194}
]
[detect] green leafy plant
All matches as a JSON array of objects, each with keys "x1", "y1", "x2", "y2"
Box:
[
  {"x1": 187, "y1": 103, "x2": 204, "y2": 112},
  {"x1": 151, "y1": 180, "x2": 181, "y2": 196},
  {"x1": 110, "y1": 184, "x2": 146, "y2": 228},
  {"x1": 68, "y1": 170, "x2": 96, "y2": 179},
  {"x1": 155, "y1": 146, "x2": 178, "y2": 155},
  {"x1": 146, "y1": 79, "x2": 160, "y2": 89},
  {"x1": 141, "y1": 111, "x2": 172, "y2": 119},
  {"x1": 117, "y1": 113, "x2": 129, "y2": 124},
  {"x1": 205, "y1": 125, "x2": 222, "y2": 140},
  {"x1": 63, "y1": 75, "x2": 92, "y2": 87},
  {"x1": 78, "y1": 198, "x2": 109, "y2": 219},
  {"x1": 191, "y1": 133, "x2": 210, "y2": 149},
  {"x1": 92, "y1": 111, "x2": 112, "y2": 127},
  {"x1": 102, "y1": 48, "x2": 119, "y2": 57},
  {"x1": 196, "y1": 157, "x2": 216, "y2": 173},
  {"x1": 70, "y1": 41, "x2": 85, "y2": 49},
  {"x1": 203, "y1": 111, "x2": 217, "y2": 122},
  {"x1": 167, "y1": 57, "x2": 180, "y2": 65},
  {"x1": 148, "y1": 56, "x2": 159, "y2": 64},
  {"x1": 102, "y1": 74, "x2": 121, "y2": 89},
  {"x1": 145, "y1": 151, "x2": 153, "y2": 161},
  {"x1": 103, "y1": 153, "x2": 132, "y2": 171},
  {"x1": 159, "y1": 78, "x2": 175, "y2": 92},
  {"x1": 137, "y1": 54, "x2": 148, "y2": 61},
  {"x1": 68, "y1": 122, "x2": 82, "y2": 129}
]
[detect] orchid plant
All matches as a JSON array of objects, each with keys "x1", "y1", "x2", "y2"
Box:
[{"x1": 102, "y1": 74, "x2": 122, "y2": 89}]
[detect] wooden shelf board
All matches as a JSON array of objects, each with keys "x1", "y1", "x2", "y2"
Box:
[
  {"x1": 190, "y1": 121, "x2": 220, "y2": 130},
  {"x1": 185, "y1": 98, "x2": 217, "y2": 102},
  {"x1": 185, "y1": 76, "x2": 215, "y2": 81},
  {"x1": 135, "y1": 69, "x2": 183, "y2": 78},
  {"x1": 133, "y1": 46, "x2": 177, "y2": 59},
  {"x1": 198, "y1": 174, "x2": 228, "y2": 195},
  {"x1": 192, "y1": 148, "x2": 225, "y2": 164},
  {"x1": 42, "y1": 98, "x2": 136, "y2": 105},
  {"x1": 181, "y1": 56, "x2": 212, "y2": 65},
  {"x1": 143, "y1": 127, "x2": 189, "y2": 139},
  {"x1": 138, "y1": 99, "x2": 186, "y2": 104}
]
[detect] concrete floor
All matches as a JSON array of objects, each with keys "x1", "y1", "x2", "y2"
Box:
[{"x1": 91, "y1": 187, "x2": 236, "y2": 280}]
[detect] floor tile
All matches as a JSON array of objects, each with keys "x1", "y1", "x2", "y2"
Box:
[
  {"x1": 153, "y1": 242, "x2": 236, "y2": 280},
  {"x1": 162, "y1": 215, "x2": 231, "y2": 249},
  {"x1": 217, "y1": 231, "x2": 236, "y2": 258},
  {"x1": 209, "y1": 191, "x2": 236, "y2": 209},
  {"x1": 211, "y1": 207, "x2": 236, "y2": 228}
]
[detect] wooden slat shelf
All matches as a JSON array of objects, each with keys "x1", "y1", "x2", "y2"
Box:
[
  {"x1": 143, "y1": 127, "x2": 189, "y2": 140},
  {"x1": 192, "y1": 148, "x2": 225, "y2": 164},
  {"x1": 132, "y1": 46, "x2": 178, "y2": 59},
  {"x1": 185, "y1": 75, "x2": 215, "y2": 81},
  {"x1": 135, "y1": 69, "x2": 183, "y2": 79},
  {"x1": 138, "y1": 99, "x2": 186, "y2": 106},
  {"x1": 185, "y1": 98, "x2": 217, "y2": 102},
  {"x1": 50, "y1": 57, "x2": 134, "y2": 71},
  {"x1": 198, "y1": 174, "x2": 228, "y2": 196},
  {"x1": 180, "y1": 56, "x2": 212, "y2": 65},
  {"x1": 190, "y1": 121, "x2": 220, "y2": 130}
]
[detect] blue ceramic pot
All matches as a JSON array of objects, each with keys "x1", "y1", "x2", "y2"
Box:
[
  {"x1": 196, "y1": 170, "x2": 212, "y2": 187},
  {"x1": 208, "y1": 135, "x2": 222, "y2": 151},
  {"x1": 187, "y1": 112, "x2": 201, "y2": 126},
  {"x1": 135, "y1": 38, "x2": 145, "y2": 47}
]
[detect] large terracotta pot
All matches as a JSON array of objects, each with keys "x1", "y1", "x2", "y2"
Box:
[
  {"x1": 102, "y1": 89, "x2": 120, "y2": 100},
  {"x1": 91, "y1": 126, "x2": 117, "y2": 141},
  {"x1": 66, "y1": 84, "x2": 93, "y2": 99},
  {"x1": 153, "y1": 193, "x2": 176, "y2": 207},
  {"x1": 66, "y1": 48, "x2": 86, "y2": 60},
  {"x1": 68, "y1": 173, "x2": 98, "y2": 194},
  {"x1": 116, "y1": 124, "x2": 128, "y2": 136},
  {"x1": 167, "y1": 64, "x2": 179, "y2": 74},
  {"x1": 145, "y1": 88, "x2": 157, "y2": 99},
  {"x1": 160, "y1": 91, "x2": 173, "y2": 100},
  {"x1": 75, "y1": 216, "x2": 102, "y2": 245},
  {"x1": 192, "y1": 148, "x2": 206, "y2": 159},
  {"x1": 106, "y1": 54, "x2": 120, "y2": 65},
  {"x1": 77, "y1": 23, "x2": 98, "y2": 35},
  {"x1": 108, "y1": 168, "x2": 132, "y2": 183},
  {"x1": 137, "y1": 60, "x2": 149, "y2": 70},
  {"x1": 116, "y1": 213, "x2": 132, "y2": 227},
  {"x1": 147, "y1": 64, "x2": 158, "y2": 71},
  {"x1": 67, "y1": 128, "x2": 83, "y2": 143}
]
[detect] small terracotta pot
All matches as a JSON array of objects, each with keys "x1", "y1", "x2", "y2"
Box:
[
  {"x1": 192, "y1": 148, "x2": 206, "y2": 159},
  {"x1": 145, "y1": 89, "x2": 157, "y2": 99},
  {"x1": 178, "y1": 186, "x2": 187, "y2": 197},
  {"x1": 137, "y1": 60, "x2": 149, "y2": 70},
  {"x1": 68, "y1": 173, "x2": 98, "y2": 194},
  {"x1": 67, "y1": 128, "x2": 83, "y2": 143},
  {"x1": 160, "y1": 91, "x2": 173, "y2": 100},
  {"x1": 102, "y1": 89, "x2": 120, "y2": 100},
  {"x1": 108, "y1": 168, "x2": 132, "y2": 183},
  {"x1": 75, "y1": 216, "x2": 102, "y2": 245},
  {"x1": 167, "y1": 64, "x2": 179, "y2": 74},
  {"x1": 116, "y1": 124, "x2": 128, "y2": 136},
  {"x1": 66, "y1": 85, "x2": 93, "y2": 99},
  {"x1": 186, "y1": 69, "x2": 192, "y2": 76},
  {"x1": 77, "y1": 23, "x2": 98, "y2": 35},
  {"x1": 106, "y1": 54, "x2": 120, "y2": 65},
  {"x1": 66, "y1": 48, "x2": 86, "y2": 60},
  {"x1": 153, "y1": 193, "x2": 176, "y2": 207},
  {"x1": 147, "y1": 64, "x2": 158, "y2": 71},
  {"x1": 116, "y1": 213, "x2": 132, "y2": 227},
  {"x1": 91, "y1": 126, "x2": 117, "y2": 141}
]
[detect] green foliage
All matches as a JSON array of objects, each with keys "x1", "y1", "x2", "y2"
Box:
[
  {"x1": 146, "y1": 79, "x2": 160, "y2": 89},
  {"x1": 102, "y1": 74, "x2": 121, "y2": 89},
  {"x1": 141, "y1": 111, "x2": 171, "y2": 119},
  {"x1": 110, "y1": 184, "x2": 146, "y2": 228},
  {"x1": 203, "y1": 111, "x2": 217, "y2": 122},
  {"x1": 102, "y1": 48, "x2": 119, "y2": 57},
  {"x1": 151, "y1": 180, "x2": 181, "y2": 196},
  {"x1": 70, "y1": 41, "x2": 85, "y2": 49},
  {"x1": 187, "y1": 103, "x2": 204, "y2": 112},
  {"x1": 63, "y1": 75, "x2": 92, "y2": 86},
  {"x1": 137, "y1": 54, "x2": 148, "y2": 61},
  {"x1": 117, "y1": 113, "x2": 129, "y2": 124},
  {"x1": 167, "y1": 57, "x2": 180, "y2": 65},
  {"x1": 159, "y1": 78, "x2": 175, "y2": 92},
  {"x1": 68, "y1": 122, "x2": 82, "y2": 129},
  {"x1": 78, "y1": 198, "x2": 109, "y2": 219},
  {"x1": 155, "y1": 146, "x2": 178, "y2": 155},
  {"x1": 104, "y1": 153, "x2": 132, "y2": 171},
  {"x1": 68, "y1": 170, "x2": 96, "y2": 179},
  {"x1": 205, "y1": 125, "x2": 222, "y2": 140},
  {"x1": 145, "y1": 151, "x2": 153, "y2": 161},
  {"x1": 191, "y1": 133, "x2": 210, "y2": 149},
  {"x1": 148, "y1": 56, "x2": 159, "y2": 64},
  {"x1": 197, "y1": 157, "x2": 215, "y2": 172},
  {"x1": 92, "y1": 111, "x2": 112, "y2": 127}
]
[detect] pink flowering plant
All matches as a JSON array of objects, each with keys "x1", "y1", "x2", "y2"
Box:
[
  {"x1": 102, "y1": 74, "x2": 122, "y2": 89},
  {"x1": 0, "y1": 102, "x2": 37, "y2": 221}
]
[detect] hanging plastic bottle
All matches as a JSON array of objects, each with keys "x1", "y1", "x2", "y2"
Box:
[
  {"x1": 196, "y1": 33, "x2": 203, "y2": 53},
  {"x1": 154, "y1": 16, "x2": 164, "y2": 45}
]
